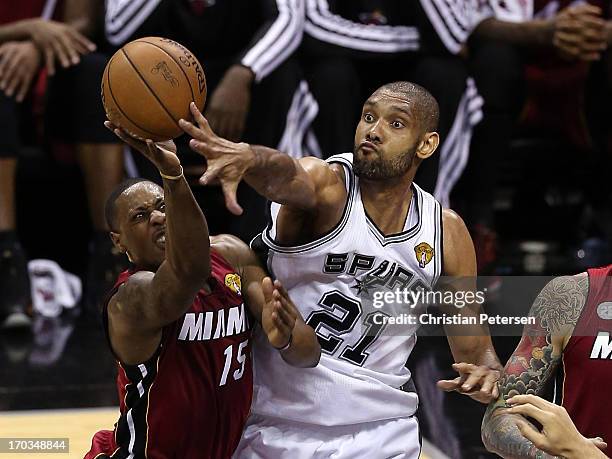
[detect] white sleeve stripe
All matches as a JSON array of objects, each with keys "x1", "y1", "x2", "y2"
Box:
[
  {"x1": 419, "y1": 0, "x2": 463, "y2": 53},
  {"x1": 105, "y1": 0, "x2": 164, "y2": 45},
  {"x1": 41, "y1": 0, "x2": 57, "y2": 20},
  {"x1": 307, "y1": 0, "x2": 419, "y2": 43},
  {"x1": 248, "y1": 19, "x2": 303, "y2": 81},
  {"x1": 106, "y1": 0, "x2": 149, "y2": 33},
  {"x1": 242, "y1": 0, "x2": 302, "y2": 82},
  {"x1": 305, "y1": 21, "x2": 419, "y2": 52},
  {"x1": 429, "y1": 0, "x2": 470, "y2": 40}
]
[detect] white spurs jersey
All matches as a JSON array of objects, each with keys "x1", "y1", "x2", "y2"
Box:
[{"x1": 250, "y1": 153, "x2": 444, "y2": 426}]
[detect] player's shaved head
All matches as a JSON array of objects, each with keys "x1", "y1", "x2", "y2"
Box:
[
  {"x1": 105, "y1": 178, "x2": 153, "y2": 232},
  {"x1": 374, "y1": 81, "x2": 439, "y2": 133}
]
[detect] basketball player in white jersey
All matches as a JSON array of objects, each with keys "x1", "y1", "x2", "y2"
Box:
[{"x1": 179, "y1": 82, "x2": 502, "y2": 458}]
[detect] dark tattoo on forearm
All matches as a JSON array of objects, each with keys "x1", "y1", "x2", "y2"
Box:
[{"x1": 481, "y1": 275, "x2": 588, "y2": 458}]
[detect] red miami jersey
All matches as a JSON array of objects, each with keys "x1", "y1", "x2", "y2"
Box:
[
  {"x1": 555, "y1": 265, "x2": 612, "y2": 455},
  {"x1": 85, "y1": 251, "x2": 253, "y2": 459}
]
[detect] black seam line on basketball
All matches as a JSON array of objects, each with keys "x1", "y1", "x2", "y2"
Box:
[
  {"x1": 107, "y1": 56, "x2": 160, "y2": 139},
  {"x1": 120, "y1": 48, "x2": 181, "y2": 130},
  {"x1": 135, "y1": 39, "x2": 197, "y2": 104}
]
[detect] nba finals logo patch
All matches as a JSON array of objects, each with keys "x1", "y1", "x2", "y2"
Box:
[
  {"x1": 225, "y1": 274, "x2": 242, "y2": 296},
  {"x1": 414, "y1": 242, "x2": 434, "y2": 268}
]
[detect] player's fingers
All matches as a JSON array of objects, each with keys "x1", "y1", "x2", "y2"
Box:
[
  {"x1": 16, "y1": 70, "x2": 33, "y2": 102},
  {"x1": 587, "y1": 437, "x2": 608, "y2": 451},
  {"x1": 515, "y1": 419, "x2": 547, "y2": 448},
  {"x1": 478, "y1": 372, "x2": 498, "y2": 397},
  {"x1": 506, "y1": 403, "x2": 550, "y2": 424},
  {"x1": 5, "y1": 68, "x2": 22, "y2": 98},
  {"x1": 436, "y1": 377, "x2": 462, "y2": 391},
  {"x1": 67, "y1": 28, "x2": 96, "y2": 53},
  {"x1": 0, "y1": 46, "x2": 14, "y2": 79},
  {"x1": 452, "y1": 362, "x2": 477, "y2": 374},
  {"x1": 277, "y1": 291, "x2": 298, "y2": 319},
  {"x1": 113, "y1": 128, "x2": 145, "y2": 151},
  {"x1": 0, "y1": 49, "x2": 18, "y2": 90},
  {"x1": 221, "y1": 179, "x2": 243, "y2": 216},
  {"x1": 190, "y1": 101, "x2": 213, "y2": 133},
  {"x1": 460, "y1": 369, "x2": 487, "y2": 392},
  {"x1": 57, "y1": 33, "x2": 80, "y2": 65},
  {"x1": 275, "y1": 296, "x2": 296, "y2": 326},
  {"x1": 272, "y1": 310, "x2": 292, "y2": 335},
  {"x1": 273, "y1": 280, "x2": 294, "y2": 305},
  {"x1": 50, "y1": 37, "x2": 71, "y2": 69},
  {"x1": 568, "y1": 3, "x2": 602, "y2": 16},
  {"x1": 507, "y1": 394, "x2": 553, "y2": 410},
  {"x1": 262, "y1": 277, "x2": 274, "y2": 305},
  {"x1": 492, "y1": 382, "x2": 499, "y2": 399},
  {"x1": 199, "y1": 164, "x2": 220, "y2": 186},
  {"x1": 178, "y1": 117, "x2": 205, "y2": 142},
  {"x1": 44, "y1": 47, "x2": 55, "y2": 76}
]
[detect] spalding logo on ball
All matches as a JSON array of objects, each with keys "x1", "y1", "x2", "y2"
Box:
[{"x1": 101, "y1": 37, "x2": 207, "y2": 141}]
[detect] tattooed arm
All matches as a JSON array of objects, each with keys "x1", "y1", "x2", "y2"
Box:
[{"x1": 481, "y1": 273, "x2": 589, "y2": 458}]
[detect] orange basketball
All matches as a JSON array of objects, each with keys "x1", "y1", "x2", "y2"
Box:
[{"x1": 101, "y1": 37, "x2": 207, "y2": 141}]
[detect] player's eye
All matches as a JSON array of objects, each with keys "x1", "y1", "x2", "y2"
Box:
[
  {"x1": 133, "y1": 212, "x2": 145, "y2": 221},
  {"x1": 391, "y1": 120, "x2": 405, "y2": 129},
  {"x1": 158, "y1": 203, "x2": 166, "y2": 212},
  {"x1": 364, "y1": 113, "x2": 374, "y2": 123}
]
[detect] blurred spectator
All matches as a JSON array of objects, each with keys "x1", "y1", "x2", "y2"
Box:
[
  {"x1": 104, "y1": 0, "x2": 307, "y2": 241},
  {"x1": 0, "y1": 0, "x2": 107, "y2": 326},
  {"x1": 300, "y1": 0, "x2": 486, "y2": 200},
  {"x1": 49, "y1": 0, "x2": 128, "y2": 312},
  {"x1": 455, "y1": 0, "x2": 612, "y2": 272}
]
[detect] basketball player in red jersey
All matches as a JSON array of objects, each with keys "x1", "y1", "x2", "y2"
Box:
[
  {"x1": 85, "y1": 124, "x2": 320, "y2": 459},
  {"x1": 482, "y1": 266, "x2": 612, "y2": 458}
]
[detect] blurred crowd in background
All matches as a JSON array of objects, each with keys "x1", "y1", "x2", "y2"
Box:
[{"x1": 0, "y1": 0, "x2": 611, "y2": 457}]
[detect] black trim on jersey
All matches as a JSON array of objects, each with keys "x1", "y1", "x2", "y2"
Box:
[
  {"x1": 261, "y1": 155, "x2": 355, "y2": 254},
  {"x1": 364, "y1": 184, "x2": 423, "y2": 247},
  {"x1": 114, "y1": 356, "x2": 160, "y2": 458}
]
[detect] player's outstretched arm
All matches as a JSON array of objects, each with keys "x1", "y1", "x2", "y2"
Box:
[
  {"x1": 438, "y1": 209, "x2": 503, "y2": 404},
  {"x1": 481, "y1": 274, "x2": 588, "y2": 458},
  {"x1": 179, "y1": 102, "x2": 346, "y2": 216},
  {"x1": 212, "y1": 235, "x2": 321, "y2": 367},
  {"x1": 105, "y1": 123, "x2": 211, "y2": 364}
]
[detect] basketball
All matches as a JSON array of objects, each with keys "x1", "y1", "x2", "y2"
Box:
[{"x1": 101, "y1": 37, "x2": 207, "y2": 141}]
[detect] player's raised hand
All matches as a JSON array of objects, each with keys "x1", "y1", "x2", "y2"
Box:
[
  {"x1": 437, "y1": 362, "x2": 500, "y2": 404},
  {"x1": 104, "y1": 121, "x2": 180, "y2": 176},
  {"x1": 507, "y1": 394, "x2": 608, "y2": 458},
  {"x1": 0, "y1": 41, "x2": 41, "y2": 102},
  {"x1": 261, "y1": 277, "x2": 298, "y2": 350},
  {"x1": 179, "y1": 102, "x2": 255, "y2": 215}
]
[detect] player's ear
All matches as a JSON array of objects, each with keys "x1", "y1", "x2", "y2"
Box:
[
  {"x1": 416, "y1": 132, "x2": 439, "y2": 160},
  {"x1": 109, "y1": 232, "x2": 125, "y2": 253}
]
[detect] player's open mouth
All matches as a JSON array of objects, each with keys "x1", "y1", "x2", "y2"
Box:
[{"x1": 154, "y1": 231, "x2": 166, "y2": 247}]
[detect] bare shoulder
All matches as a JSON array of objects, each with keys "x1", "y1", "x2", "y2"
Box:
[
  {"x1": 442, "y1": 208, "x2": 475, "y2": 276},
  {"x1": 298, "y1": 157, "x2": 346, "y2": 193},
  {"x1": 533, "y1": 273, "x2": 589, "y2": 336},
  {"x1": 442, "y1": 208, "x2": 469, "y2": 240},
  {"x1": 210, "y1": 234, "x2": 257, "y2": 271},
  {"x1": 108, "y1": 270, "x2": 154, "y2": 323}
]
